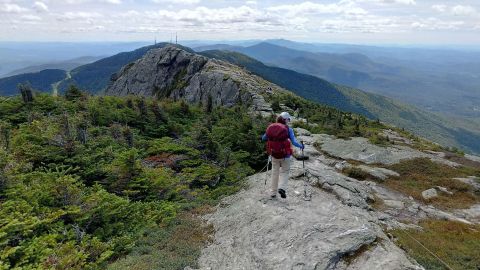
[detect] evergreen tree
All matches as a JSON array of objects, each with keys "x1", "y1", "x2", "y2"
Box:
[
  {"x1": 123, "y1": 125, "x2": 134, "y2": 148},
  {"x1": 271, "y1": 100, "x2": 281, "y2": 112},
  {"x1": 205, "y1": 94, "x2": 213, "y2": 113},
  {"x1": 65, "y1": 85, "x2": 84, "y2": 101},
  {"x1": 18, "y1": 83, "x2": 34, "y2": 103}
]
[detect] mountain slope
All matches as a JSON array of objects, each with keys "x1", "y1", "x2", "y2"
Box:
[
  {"x1": 197, "y1": 41, "x2": 480, "y2": 119},
  {"x1": 199, "y1": 50, "x2": 375, "y2": 119},
  {"x1": 0, "y1": 69, "x2": 66, "y2": 95},
  {"x1": 58, "y1": 43, "x2": 194, "y2": 94},
  {"x1": 199, "y1": 50, "x2": 480, "y2": 154}
]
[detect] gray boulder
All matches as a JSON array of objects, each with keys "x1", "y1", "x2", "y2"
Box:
[
  {"x1": 454, "y1": 176, "x2": 480, "y2": 192},
  {"x1": 383, "y1": 200, "x2": 405, "y2": 209},
  {"x1": 294, "y1": 127, "x2": 311, "y2": 137},
  {"x1": 316, "y1": 136, "x2": 459, "y2": 167},
  {"x1": 435, "y1": 186, "x2": 453, "y2": 195},
  {"x1": 356, "y1": 165, "x2": 400, "y2": 180},
  {"x1": 465, "y1": 154, "x2": 480, "y2": 163},
  {"x1": 421, "y1": 188, "x2": 438, "y2": 200}
]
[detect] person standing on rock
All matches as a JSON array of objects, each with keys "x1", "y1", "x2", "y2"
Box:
[{"x1": 262, "y1": 112, "x2": 304, "y2": 199}]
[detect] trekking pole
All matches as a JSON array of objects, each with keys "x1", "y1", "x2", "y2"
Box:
[
  {"x1": 265, "y1": 155, "x2": 271, "y2": 185},
  {"x1": 301, "y1": 141, "x2": 310, "y2": 201}
]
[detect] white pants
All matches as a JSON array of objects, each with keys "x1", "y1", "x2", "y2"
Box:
[{"x1": 270, "y1": 157, "x2": 291, "y2": 196}]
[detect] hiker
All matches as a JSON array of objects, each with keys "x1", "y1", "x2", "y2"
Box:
[{"x1": 262, "y1": 112, "x2": 304, "y2": 199}]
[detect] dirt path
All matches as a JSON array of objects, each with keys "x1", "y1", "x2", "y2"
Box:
[{"x1": 51, "y1": 70, "x2": 71, "y2": 96}]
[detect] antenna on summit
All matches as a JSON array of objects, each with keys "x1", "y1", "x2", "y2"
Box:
[{"x1": 176, "y1": 32, "x2": 178, "y2": 44}]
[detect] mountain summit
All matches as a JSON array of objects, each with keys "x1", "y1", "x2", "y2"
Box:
[{"x1": 105, "y1": 46, "x2": 278, "y2": 113}]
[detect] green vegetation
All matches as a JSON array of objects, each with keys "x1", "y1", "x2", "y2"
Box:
[
  {"x1": 342, "y1": 167, "x2": 370, "y2": 181},
  {"x1": 385, "y1": 158, "x2": 480, "y2": 209},
  {"x1": 391, "y1": 220, "x2": 480, "y2": 270},
  {"x1": 0, "y1": 92, "x2": 266, "y2": 269},
  {"x1": 0, "y1": 83, "x2": 392, "y2": 268},
  {"x1": 268, "y1": 92, "x2": 384, "y2": 140},
  {"x1": 0, "y1": 86, "x2": 373, "y2": 269},
  {"x1": 107, "y1": 209, "x2": 214, "y2": 270},
  {"x1": 0, "y1": 69, "x2": 66, "y2": 96},
  {"x1": 368, "y1": 133, "x2": 392, "y2": 147}
]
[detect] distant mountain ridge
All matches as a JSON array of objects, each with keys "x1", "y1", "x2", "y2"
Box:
[{"x1": 195, "y1": 41, "x2": 480, "y2": 119}]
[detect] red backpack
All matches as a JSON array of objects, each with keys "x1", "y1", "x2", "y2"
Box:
[{"x1": 266, "y1": 123, "x2": 292, "y2": 159}]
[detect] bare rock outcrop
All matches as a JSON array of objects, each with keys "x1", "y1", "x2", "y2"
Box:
[
  {"x1": 315, "y1": 136, "x2": 459, "y2": 167},
  {"x1": 105, "y1": 46, "x2": 282, "y2": 115},
  {"x1": 196, "y1": 171, "x2": 422, "y2": 270},
  {"x1": 193, "y1": 130, "x2": 426, "y2": 270},
  {"x1": 421, "y1": 188, "x2": 438, "y2": 200}
]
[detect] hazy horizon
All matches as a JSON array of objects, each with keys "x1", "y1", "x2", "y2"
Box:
[
  {"x1": 1, "y1": 0, "x2": 480, "y2": 45},
  {"x1": 1, "y1": 39, "x2": 479, "y2": 52}
]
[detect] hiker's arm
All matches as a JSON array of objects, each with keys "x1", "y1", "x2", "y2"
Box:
[
  {"x1": 288, "y1": 128, "x2": 304, "y2": 149},
  {"x1": 261, "y1": 133, "x2": 268, "y2": 141}
]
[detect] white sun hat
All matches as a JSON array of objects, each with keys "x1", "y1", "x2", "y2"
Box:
[{"x1": 280, "y1": 112, "x2": 291, "y2": 121}]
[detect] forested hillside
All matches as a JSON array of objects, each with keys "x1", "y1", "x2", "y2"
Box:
[
  {"x1": 0, "y1": 69, "x2": 66, "y2": 96},
  {"x1": 0, "y1": 86, "x2": 387, "y2": 269},
  {"x1": 201, "y1": 50, "x2": 480, "y2": 154}
]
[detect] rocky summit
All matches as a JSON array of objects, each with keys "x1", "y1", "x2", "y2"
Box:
[{"x1": 105, "y1": 45, "x2": 280, "y2": 115}]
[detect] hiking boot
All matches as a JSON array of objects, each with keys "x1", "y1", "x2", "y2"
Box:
[{"x1": 278, "y1": 189, "x2": 286, "y2": 198}]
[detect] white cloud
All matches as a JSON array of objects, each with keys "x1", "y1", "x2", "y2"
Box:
[
  {"x1": 355, "y1": 0, "x2": 416, "y2": 5},
  {"x1": 33, "y1": 1, "x2": 49, "y2": 12},
  {"x1": 410, "y1": 18, "x2": 464, "y2": 30},
  {"x1": 432, "y1": 4, "x2": 447, "y2": 13},
  {"x1": 57, "y1": 11, "x2": 103, "y2": 21},
  {"x1": 21, "y1": 14, "x2": 42, "y2": 21},
  {"x1": 0, "y1": 3, "x2": 28, "y2": 13},
  {"x1": 433, "y1": 4, "x2": 478, "y2": 16},
  {"x1": 152, "y1": 0, "x2": 200, "y2": 4},
  {"x1": 59, "y1": 0, "x2": 122, "y2": 4},
  {"x1": 452, "y1": 5, "x2": 476, "y2": 16},
  {"x1": 144, "y1": 5, "x2": 275, "y2": 25},
  {"x1": 101, "y1": 0, "x2": 122, "y2": 4},
  {"x1": 2, "y1": 0, "x2": 479, "y2": 43},
  {"x1": 381, "y1": 0, "x2": 415, "y2": 4},
  {"x1": 267, "y1": 1, "x2": 368, "y2": 18}
]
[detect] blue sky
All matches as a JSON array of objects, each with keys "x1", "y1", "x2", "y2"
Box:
[{"x1": 1, "y1": 0, "x2": 479, "y2": 44}]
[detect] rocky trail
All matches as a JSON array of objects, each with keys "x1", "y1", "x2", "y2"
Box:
[{"x1": 189, "y1": 128, "x2": 480, "y2": 270}]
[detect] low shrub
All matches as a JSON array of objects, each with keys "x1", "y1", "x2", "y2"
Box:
[{"x1": 391, "y1": 220, "x2": 480, "y2": 270}]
